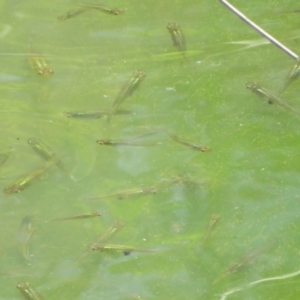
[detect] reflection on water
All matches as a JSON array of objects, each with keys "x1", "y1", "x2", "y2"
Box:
[{"x1": 1, "y1": 0, "x2": 300, "y2": 299}]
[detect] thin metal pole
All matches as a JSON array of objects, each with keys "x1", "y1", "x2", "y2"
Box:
[{"x1": 219, "y1": 0, "x2": 299, "y2": 60}]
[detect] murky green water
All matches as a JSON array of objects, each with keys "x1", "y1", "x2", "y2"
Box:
[{"x1": 1, "y1": 0, "x2": 300, "y2": 299}]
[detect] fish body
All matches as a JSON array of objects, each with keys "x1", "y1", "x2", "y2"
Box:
[
  {"x1": 0, "y1": 151, "x2": 11, "y2": 167},
  {"x1": 201, "y1": 214, "x2": 220, "y2": 245},
  {"x1": 3, "y1": 157, "x2": 58, "y2": 194},
  {"x1": 18, "y1": 216, "x2": 35, "y2": 260},
  {"x1": 281, "y1": 59, "x2": 300, "y2": 93},
  {"x1": 169, "y1": 133, "x2": 211, "y2": 152},
  {"x1": 97, "y1": 130, "x2": 161, "y2": 146},
  {"x1": 63, "y1": 110, "x2": 131, "y2": 119},
  {"x1": 225, "y1": 245, "x2": 269, "y2": 275},
  {"x1": 27, "y1": 137, "x2": 67, "y2": 174},
  {"x1": 92, "y1": 221, "x2": 125, "y2": 245},
  {"x1": 246, "y1": 82, "x2": 300, "y2": 116},
  {"x1": 28, "y1": 49, "x2": 53, "y2": 77},
  {"x1": 167, "y1": 22, "x2": 186, "y2": 55},
  {"x1": 77, "y1": 4, "x2": 124, "y2": 15},
  {"x1": 17, "y1": 282, "x2": 43, "y2": 300},
  {"x1": 111, "y1": 70, "x2": 146, "y2": 114},
  {"x1": 89, "y1": 186, "x2": 158, "y2": 200},
  {"x1": 52, "y1": 211, "x2": 101, "y2": 221},
  {"x1": 213, "y1": 243, "x2": 273, "y2": 285},
  {"x1": 96, "y1": 139, "x2": 158, "y2": 146},
  {"x1": 57, "y1": 8, "x2": 86, "y2": 20},
  {"x1": 79, "y1": 221, "x2": 125, "y2": 261},
  {"x1": 91, "y1": 243, "x2": 151, "y2": 255}
]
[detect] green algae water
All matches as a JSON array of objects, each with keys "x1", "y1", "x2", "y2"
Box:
[{"x1": 1, "y1": 0, "x2": 300, "y2": 299}]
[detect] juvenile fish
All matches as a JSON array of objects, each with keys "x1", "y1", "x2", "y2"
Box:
[
  {"x1": 201, "y1": 214, "x2": 220, "y2": 245},
  {"x1": 91, "y1": 243, "x2": 153, "y2": 255},
  {"x1": 18, "y1": 216, "x2": 35, "y2": 261},
  {"x1": 79, "y1": 220, "x2": 125, "y2": 261},
  {"x1": 63, "y1": 109, "x2": 131, "y2": 119},
  {"x1": 96, "y1": 139, "x2": 158, "y2": 146},
  {"x1": 111, "y1": 70, "x2": 146, "y2": 115},
  {"x1": 88, "y1": 186, "x2": 158, "y2": 201},
  {"x1": 27, "y1": 137, "x2": 68, "y2": 175},
  {"x1": 57, "y1": 8, "x2": 87, "y2": 20},
  {"x1": 0, "y1": 151, "x2": 11, "y2": 167},
  {"x1": 3, "y1": 157, "x2": 59, "y2": 194},
  {"x1": 17, "y1": 282, "x2": 44, "y2": 300},
  {"x1": 52, "y1": 211, "x2": 101, "y2": 221},
  {"x1": 246, "y1": 81, "x2": 300, "y2": 116},
  {"x1": 213, "y1": 243, "x2": 274, "y2": 285},
  {"x1": 77, "y1": 3, "x2": 124, "y2": 15},
  {"x1": 168, "y1": 133, "x2": 211, "y2": 152},
  {"x1": 96, "y1": 130, "x2": 161, "y2": 146},
  {"x1": 280, "y1": 59, "x2": 300, "y2": 93},
  {"x1": 28, "y1": 48, "x2": 53, "y2": 77},
  {"x1": 167, "y1": 22, "x2": 186, "y2": 57}
]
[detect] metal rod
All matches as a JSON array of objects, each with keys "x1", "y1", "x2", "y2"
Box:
[{"x1": 219, "y1": 0, "x2": 298, "y2": 60}]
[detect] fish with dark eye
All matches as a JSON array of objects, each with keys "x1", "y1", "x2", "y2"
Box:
[
  {"x1": 246, "y1": 81, "x2": 300, "y2": 116},
  {"x1": 168, "y1": 133, "x2": 211, "y2": 152},
  {"x1": 96, "y1": 130, "x2": 161, "y2": 147},
  {"x1": 51, "y1": 211, "x2": 101, "y2": 221},
  {"x1": 96, "y1": 139, "x2": 159, "y2": 146},
  {"x1": 27, "y1": 137, "x2": 68, "y2": 175},
  {"x1": 28, "y1": 48, "x2": 54, "y2": 77},
  {"x1": 213, "y1": 243, "x2": 275, "y2": 285},
  {"x1": 57, "y1": 8, "x2": 87, "y2": 20},
  {"x1": 18, "y1": 216, "x2": 35, "y2": 261},
  {"x1": 63, "y1": 109, "x2": 131, "y2": 119},
  {"x1": 87, "y1": 186, "x2": 158, "y2": 201},
  {"x1": 111, "y1": 70, "x2": 146, "y2": 115},
  {"x1": 77, "y1": 3, "x2": 124, "y2": 15},
  {"x1": 17, "y1": 282, "x2": 44, "y2": 300},
  {"x1": 79, "y1": 220, "x2": 125, "y2": 261},
  {"x1": 3, "y1": 157, "x2": 59, "y2": 194},
  {"x1": 167, "y1": 22, "x2": 186, "y2": 57},
  {"x1": 91, "y1": 243, "x2": 154, "y2": 255},
  {"x1": 280, "y1": 59, "x2": 300, "y2": 93}
]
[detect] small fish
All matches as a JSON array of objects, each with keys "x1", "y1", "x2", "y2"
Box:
[
  {"x1": 167, "y1": 22, "x2": 186, "y2": 58},
  {"x1": 77, "y1": 4, "x2": 124, "y2": 15},
  {"x1": 96, "y1": 130, "x2": 161, "y2": 146},
  {"x1": 168, "y1": 133, "x2": 211, "y2": 152},
  {"x1": 213, "y1": 243, "x2": 273, "y2": 285},
  {"x1": 28, "y1": 48, "x2": 53, "y2": 77},
  {"x1": 246, "y1": 82, "x2": 300, "y2": 116},
  {"x1": 0, "y1": 151, "x2": 11, "y2": 167},
  {"x1": 91, "y1": 243, "x2": 152, "y2": 255},
  {"x1": 63, "y1": 109, "x2": 131, "y2": 119},
  {"x1": 201, "y1": 214, "x2": 220, "y2": 245},
  {"x1": 96, "y1": 139, "x2": 158, "y2": 146},
  {"x1": 79, "y1": 220, "x2": 125, "y2": 261},
  {"x1": 280, "y1": 59, "x2": 300, "y2": 93},
  {"x1": 111, "y1": 70, "x2": 146, "y2": 115},
  {"x1": 17, "y1": 282, "x2": 44, "y2": 300},
  {"x1": 27, "y1": 137, "x2": 68, "y2": 175},
  {"x1": 159, "y1": 173, "x2": 203, "y2": 190},
  {"x1": 88, "y1": 186, "x2": 158, "y2": 201},
  {"x1": 18, "y1": 216, "x2": 35, "y2": 261},
  {"x1": 52, "y1": 211, "x2": 101, "y2": 221},
  {"x1": 3, "y1": 157, "x2": 59, "y2": 194},
  {"x1": 57, "y1": 8, "x2": 87, "y2": 20}
]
